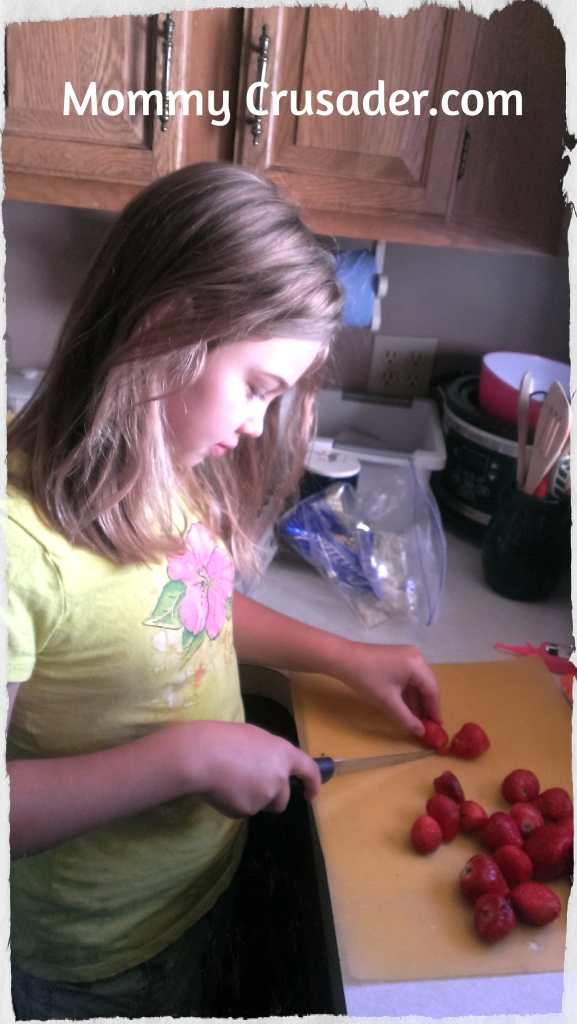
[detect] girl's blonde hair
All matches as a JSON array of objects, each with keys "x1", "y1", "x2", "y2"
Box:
[{"x1": 8, "y1": 163, "x2": 343, "y2": 576}]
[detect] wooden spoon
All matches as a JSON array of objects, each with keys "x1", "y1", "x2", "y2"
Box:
[
  {"x1": 524, "y1": 381, "x2": 572, "y2": 496},
  {"x1": 516, "y1": 370, "x2": 531, "y2": 491}
]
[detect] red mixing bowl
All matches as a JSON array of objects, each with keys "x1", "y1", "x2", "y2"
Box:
[{"x1": 479, "y1": 352, "x2": 570, "y2": 431}]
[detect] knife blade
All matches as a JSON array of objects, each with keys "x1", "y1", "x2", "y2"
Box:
[
  {"x1": 313, "y1": 747, "x2": 436, "y2": 783},
  {"x1": 289, "y1": 748, "x2": 437, "y2": 794}
]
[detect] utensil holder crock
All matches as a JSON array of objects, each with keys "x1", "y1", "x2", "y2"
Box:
[{"x1": 481, "y1": 488, "x2": 570, "y2": 601}]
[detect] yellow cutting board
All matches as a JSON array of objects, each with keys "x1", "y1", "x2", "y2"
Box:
[{"x1": 290, "y1": 657, "x2": 572, "y2": 985}]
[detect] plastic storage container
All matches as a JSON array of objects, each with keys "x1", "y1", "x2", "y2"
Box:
[{"x1": 314, "y1": 390, "x2": 447, "y2": 484}]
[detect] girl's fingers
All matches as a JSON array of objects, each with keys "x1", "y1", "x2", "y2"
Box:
[
  {"x1": 262, "y1": 753, "x2": 321, "y2": 812},
  {"x1": 403, "y1": 685, "x2": 427, "y2": 720},
  {"x1": 407, "y1": 662, "x2": 442, "y2": 724},
  {"x1": 263, "y1": 781, "x2": 292, "y2": 814},
  {"x1": 385, "y1": 691, "x2": 425, "y2": 735},
  {"x1": 421, "y1": 684, "x2": 443, "y2": 725},
  {"x1": 290, "y1": 752, "x2": 322, "y2": 804}
]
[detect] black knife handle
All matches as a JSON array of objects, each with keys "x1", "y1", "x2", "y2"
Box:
[
  {"x1": 289, "y1": 756, "x2": 335, "y2": 796},
  {"x1": 314, "y1": 756, "x2": 336, "y2": 783}
]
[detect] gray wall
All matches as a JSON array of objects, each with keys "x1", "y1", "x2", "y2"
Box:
[{"x1": 4, "y1": 199, "x2": 570, "y2": 390}]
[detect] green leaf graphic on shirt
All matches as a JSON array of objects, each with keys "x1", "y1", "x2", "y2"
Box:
[
  {"x1": 145, "y1": 579, "x2": 187, "y2": 628},
  {"x1": 182, "y1": 627, "x2": 206, "y2": 651}
]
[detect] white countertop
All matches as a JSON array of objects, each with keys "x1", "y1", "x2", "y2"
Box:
[
  {"x1": 246, "y1": 522, "x2": 572, "y2": 1018},
  {"x1": 248, "y1": 528, "x2": 572, "y2": 666}
]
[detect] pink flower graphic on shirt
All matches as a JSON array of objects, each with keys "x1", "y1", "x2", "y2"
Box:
[
  {"x1": 145, "y1": 523, "x2": 234, "y2": 647},
  {"x1": 166, "y1": 523, "x2": 235, "y2": 640}
]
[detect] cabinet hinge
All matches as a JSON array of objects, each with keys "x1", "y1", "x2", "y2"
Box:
[{"x1": 457, "y1": 129, "x2": 471, "y2": 182}]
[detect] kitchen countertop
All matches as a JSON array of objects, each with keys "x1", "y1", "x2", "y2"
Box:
[
  {"x1": 245, "y1": 523, "x2": 573, "y2": 1018},
  {"x1": 247, "y1": 529, "x2": 572, "y2": 666}
]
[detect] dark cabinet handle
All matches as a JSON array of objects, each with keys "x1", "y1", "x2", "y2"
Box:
[
  {"x1": 159, "y1": 13, "x2": 175, "y2": 132},
  {"x1": 247, "y1": 24, "x2": 271, "y2": 146}
]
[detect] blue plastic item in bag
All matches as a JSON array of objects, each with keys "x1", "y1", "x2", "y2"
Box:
[{"x1": 279, "y1": 462, "x2": 446, "y2": 627}]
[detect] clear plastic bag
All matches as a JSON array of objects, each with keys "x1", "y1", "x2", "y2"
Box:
[{"x1": 279, "y1": 460, "x2": 446, "y2": 627}]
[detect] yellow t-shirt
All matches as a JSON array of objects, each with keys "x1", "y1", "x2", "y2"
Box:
[{"x1": 6, "y1": 487, "x2": 246, "y2": 982}]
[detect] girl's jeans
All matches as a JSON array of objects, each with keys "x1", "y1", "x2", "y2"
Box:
[{"x1": 11, "y1": 882, "x2": 236, "y2": 1021}]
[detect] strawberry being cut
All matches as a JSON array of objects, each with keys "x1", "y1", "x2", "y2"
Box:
[
  {"x1": 509, "y1": 802, "x2": 544, "y2": 837},
  {"x1": 523, "y1": 824, "x2": 573, "y2": 881},
  {"x1": 459, "y1": 854, "x2": 509, "y2": 903},
  {"x1": 450, "y1": 723, "x2": 490, "y2": 760},
  {"x1": 434, "y1": 771, "x2": 465, "y2": 805},
  {"x1": 502, "y1": 769, "x2": 540, "y2": 804},
  {"x1": 532, "y1": 788, "x2": 573, "y2": 822},
  {"x1": 426, "y1": 794, "x2": 460, "y2": 842},
  {"x1": 493, "y1": 845, "x2": 533, "y2": 887},
  {"x1": 558, "y1": 816, "x2": 574, "y2": 839},
  {"x1": 418, "y1": 719, "x2": 449, "y2": 752},
  {"x1": 460, "y1": 800, "x2": 488, "y2": 835},
  {"x1": 510, "y1": 882, "x2": 562, "y2": 927},
  {"x1": 480, "y1": 812, "x2": 523, "y2": 851},
  {"x1": 473, "y1": 893, "x2": 517, "y2": 943},
  {"x1": 411, "y1": 814, "x2": 443, "y2": 854}
]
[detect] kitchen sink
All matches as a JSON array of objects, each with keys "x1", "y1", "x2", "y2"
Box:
[{"x1": 200, "y1": 668, "x2": 345, "y2": 1016}]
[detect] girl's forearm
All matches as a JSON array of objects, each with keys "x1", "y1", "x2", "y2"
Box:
[
  {"x1": 232, "y1": 591, "x2": 350, "y2": 674},
  {"x1": 232, "y1": 593, "x2": 441, "y2": 733},
  {"x1": 8, "y1": 717, "x2": 322, "y2": 861},
  {"x1": 8, "y1": 723, "x2": 205, "y2": 861}
]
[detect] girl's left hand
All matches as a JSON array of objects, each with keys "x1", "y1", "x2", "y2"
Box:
[{"x1": 332, "y1": 641, "x2": 442, "y2": 738}]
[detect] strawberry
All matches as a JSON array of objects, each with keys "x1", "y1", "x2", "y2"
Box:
[
  {"x1": 532, "y1": 788, "x2": 573, "y2": 822},
  {"x1": 509, "y1": 802, "x2": 544, "y2": 837},
  {"x1": 510, "y1": 882, "x2": 562, "y2": 926},
  {"x1": 558, "y1": 815, "x2": 574, "y2": 839},
  {"x1": 480, "y1": 812, "x2": 523, "y2": 851},
  {"x1": 418, "y1": 719, "x2": 449, "y2": 751},
  {"x1": 459, "y1": 854, "x2": 509, "y2": 903},
  {"x1": 411, "y1": 814, "x2": 443, "y2": 854},
  {"x1": 450, "y1": 723, "x2": 490, "y2": 760},
  {"x1": 460, "y1": 800, "x2": 488, "y2": 835},
  {"x1": 473, "y1": 893, "x2": 517, "y2": 943},
  {"x1": 493, "y1": 845, "x2": 533, "y2": 887},
  {"x1": 434, "y1": 771, "x2": 465, "y2": 805},
  {"x1": 501, "y1": 769, "x2": 540, "y2": 804},
  {"x1": 426, "y1": 794, "x2": 460, "y2": 842},
  {"x1": 524, "y1": 824, "x2": 573, "y2": 881}
]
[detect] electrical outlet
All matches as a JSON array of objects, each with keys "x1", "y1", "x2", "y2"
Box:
[{"x1": 367, "y1": 335, "x2": 438, "y2": 398}]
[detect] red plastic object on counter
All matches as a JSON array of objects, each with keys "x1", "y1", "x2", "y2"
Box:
[
  {"x1": 479, "y1": 352, "x2": 569, "y2": 431},
  {"x1": 495, "y1": 643, "x2": 576, "y2": 677}
]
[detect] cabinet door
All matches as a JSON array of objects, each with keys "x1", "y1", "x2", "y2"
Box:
[
  {"x1": 235, "y1": 6, "x2": 478, "y2": 229},
  {"x1": 449, "y1": 0, "x2": 566, "y2": 255},
  {"x1": 5, "y1": 15, "x2": 176, "y2": 208},
  {"x1": 3, "y1": 10, "x2": 241, "y2": 211}
]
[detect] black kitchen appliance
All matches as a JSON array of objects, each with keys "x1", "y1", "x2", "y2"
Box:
[{"x1": 432, "y1": 375, "x2": 525, "y2": 536}]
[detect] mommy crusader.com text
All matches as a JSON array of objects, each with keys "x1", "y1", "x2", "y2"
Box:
[{"x1": 63, "y1": 81, "x2": 522, "y2": 125}]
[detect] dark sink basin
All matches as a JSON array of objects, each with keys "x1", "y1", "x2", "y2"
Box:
[{"x1": 201, "y1": 671, "x2": 345, "y2": 1017}]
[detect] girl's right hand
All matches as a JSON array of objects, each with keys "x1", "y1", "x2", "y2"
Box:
[
  {"x1": 185, "y1": 721, "x2": 322, "y2": 818},
  {"x1": 8, "y1": 717, "x2": 321, "y2": 860}
]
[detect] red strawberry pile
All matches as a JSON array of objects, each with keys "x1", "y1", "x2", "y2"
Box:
[{"x1": 409, "y1": 735, "x2": 572, "y2": 944}]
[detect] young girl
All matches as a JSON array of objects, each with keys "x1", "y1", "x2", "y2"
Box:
[{"x1": 6, "y1": 162, "x2": 441, "y2": 1020}]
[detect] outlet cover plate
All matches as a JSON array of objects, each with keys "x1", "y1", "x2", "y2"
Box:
[{"x1": 367, "y1": 335, "x2": 438, "y2": 398}]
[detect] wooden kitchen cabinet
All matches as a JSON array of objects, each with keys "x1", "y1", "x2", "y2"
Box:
[
  {"x1": 235, "y1": 6, "x2": 478, "y2": 234},
  {"x1": 234, "y1": 1, "x2": 567, "y2": 255},
  {"x1": 4, "y1": 9, "x2": 243, "y2": 211},
  {"x1": 4, "y1": 3, "x2": 567, "y2": 256},
  {"x1": 449, "y1": 0, "x2": 567, "y2": 255}
]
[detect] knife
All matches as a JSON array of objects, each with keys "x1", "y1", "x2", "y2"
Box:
[{"x1": 291, "y1": 747, "x2": 436, "y2": 792}]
